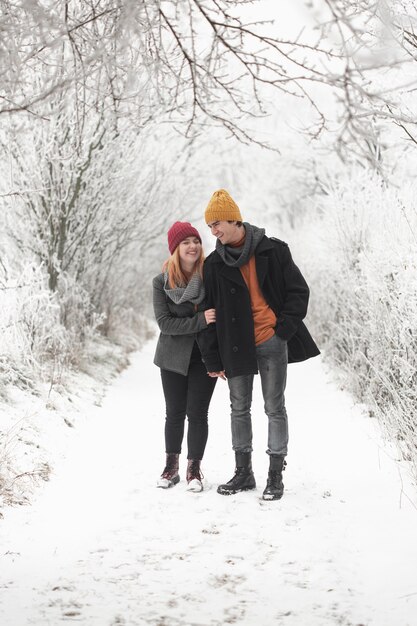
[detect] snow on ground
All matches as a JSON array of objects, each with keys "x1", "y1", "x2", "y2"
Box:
[
  {"x1": 0, "y1": 337, "x2": 129, "y2": 511},
  {"x1": 1, "y1": 338, "x2": 417, "y2": 626}
]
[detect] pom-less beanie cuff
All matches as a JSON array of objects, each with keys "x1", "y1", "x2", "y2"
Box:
[{"x1": 205, "y1": 189, "x2": 242, "y2": 224}]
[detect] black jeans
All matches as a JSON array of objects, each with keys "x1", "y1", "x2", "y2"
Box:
[{"x1": 161, "y1": 343, "x2": 217, "y2": 460}]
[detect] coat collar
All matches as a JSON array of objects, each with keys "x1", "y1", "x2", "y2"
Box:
[
  {"x1": 209, "y1": 235, "x2": 273, "y2": 287},
  {"x1": 209, "y1": 234, "x2": 273, "y2": 263},
  {"x1": 256, "y1": 235, "x2": 274, "y2": 253}
]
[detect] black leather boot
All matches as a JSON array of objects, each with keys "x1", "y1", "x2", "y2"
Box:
[
  {"x1": 262, "y1": 454, "x2": 286, "y2": 500},
  {"x1": 217, "y1": 452, "x2": 256, "y2": 495}
]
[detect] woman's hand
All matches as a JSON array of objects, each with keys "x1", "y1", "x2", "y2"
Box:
[
  {"x1": 208, "y1": 371, "x2": 226, "y2": 380},
  {"x1": 204, "y1": 308, "x2": 216, "y2": 324}
]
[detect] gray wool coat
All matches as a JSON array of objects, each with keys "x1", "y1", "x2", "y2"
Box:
[{"x1": 152, "y1": 273, "x2": 209, "y2": 375}]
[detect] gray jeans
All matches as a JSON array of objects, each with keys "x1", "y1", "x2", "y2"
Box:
[{"x1": 227, "y1": 334, "x2": 288, "y2": 456}]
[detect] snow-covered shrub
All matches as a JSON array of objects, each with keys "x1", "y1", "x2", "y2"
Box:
[
  {"x1": 55, "y1": 272, "x2": 104, "y2": 365},
  {"x1": 0, "y1": 419, "x2": 51, "y2": 507},
  {"x1": 104, "y1": 307, "x2": 155, "y2": 351},
  {"x1": 295, "y1": 169, "x2": 417, "y2": 477},
  {"x1": 0, "y1": 262, "x2": 58, "y2": 394},
  {"x1": 0, "y1": 262, "x2": 104, "y2": 396}
]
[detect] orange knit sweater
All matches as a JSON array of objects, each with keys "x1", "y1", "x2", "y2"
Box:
[{"x1": 231, "y1": 236, "x2": 277, "y2": 346}]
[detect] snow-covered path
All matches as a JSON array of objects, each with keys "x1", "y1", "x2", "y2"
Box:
[{"x1": 1, "y1": 340, "x2": 417, "y2": 626}]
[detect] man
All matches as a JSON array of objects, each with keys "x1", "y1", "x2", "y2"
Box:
[{"x1": 201, "y1": 189, "x2": 320, "y2": 500}]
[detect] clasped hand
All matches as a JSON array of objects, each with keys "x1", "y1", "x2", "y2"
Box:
[{"x1": 204, "y1": 308, "x2": 216, "y2": 324}]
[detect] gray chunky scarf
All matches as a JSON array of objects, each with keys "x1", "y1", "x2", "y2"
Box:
[
  {"x1": 216, "y1": 222, "x2": 265, "y2": 268},
  {"x1": 164, "y1": 271, "x2": 205, "y2": 305}
]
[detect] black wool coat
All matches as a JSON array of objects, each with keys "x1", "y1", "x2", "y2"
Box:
[{"x1": 200, "y1": 235, "x2": 320, "y2": 378}]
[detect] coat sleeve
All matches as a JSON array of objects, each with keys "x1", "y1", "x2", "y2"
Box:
[
  {"x1": 152, "y1": 276, "x2": 208, "y2": 336},
  {"x1": 197, "y1": 261, "x2": 224, "y2": 372},
  {"x1": 274, "y1": 243, "x2": 310, "y2": 341}
]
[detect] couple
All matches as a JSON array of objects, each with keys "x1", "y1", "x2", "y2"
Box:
[{"x1": 152, "y1": 189, "x2": 319, "y2": 500}]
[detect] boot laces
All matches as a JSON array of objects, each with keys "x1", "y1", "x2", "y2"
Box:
[
  {"x1": 226, "y1": 466, "x2": 248, "y2": 484},
  {"x1": 267, "y1": 470, "x2": 282, "y2": 487},
  {"x1": 161, "y1": 455, "x2": 178, "y2": 480},
  {"x1": 187, "y1": 460, "x2": 204, "y2": 482}
]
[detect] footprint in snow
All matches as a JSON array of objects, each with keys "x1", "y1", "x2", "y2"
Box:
[{"x1": 210, "y1": 573, "x2": 247, "y2": 592}]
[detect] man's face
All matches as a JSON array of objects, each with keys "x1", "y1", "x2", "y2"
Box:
[{"x1": 207, "y1": 220, "x2": 241, "y2": 245}]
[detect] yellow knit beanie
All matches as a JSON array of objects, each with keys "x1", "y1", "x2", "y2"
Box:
[{"x1": 204, "y1": 189, "x2": 242, "y2": 224}]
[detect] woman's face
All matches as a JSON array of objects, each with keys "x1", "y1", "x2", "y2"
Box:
[{"x1": 178, "y1": 236, "x2": 202, "y2": 266}]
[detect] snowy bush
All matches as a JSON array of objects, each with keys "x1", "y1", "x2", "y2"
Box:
[
  {"x1": 104, "y1": 308, "x2": 155, "y2": 352},
  {"x1": 0, "y1": 261, "x2": 104, "y2": 396},
  {"x1": 294, "y1": 168, "x2": 417, "y2": 477},
  {"x1": 56, "y1": 273, "x2": 104, "y2": 362},
  {"x1": 0, "y1": 419, "x2": 51, "y2": 508},
  {"x1": 0, "y1": 262, "x2": 58, "y2": 393}
]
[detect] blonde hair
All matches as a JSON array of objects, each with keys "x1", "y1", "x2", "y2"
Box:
[{"x1": 162, "y1": 245, "x2": 205, "y2": 289}]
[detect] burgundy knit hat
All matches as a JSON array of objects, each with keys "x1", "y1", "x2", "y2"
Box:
[{"x1": 167, "y1": 221, "x2": 202, "y2": 255}]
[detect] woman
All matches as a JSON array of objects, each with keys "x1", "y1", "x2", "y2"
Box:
[{"x1": 153, "y1": 221, "x2": 217, "y2": 492}]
